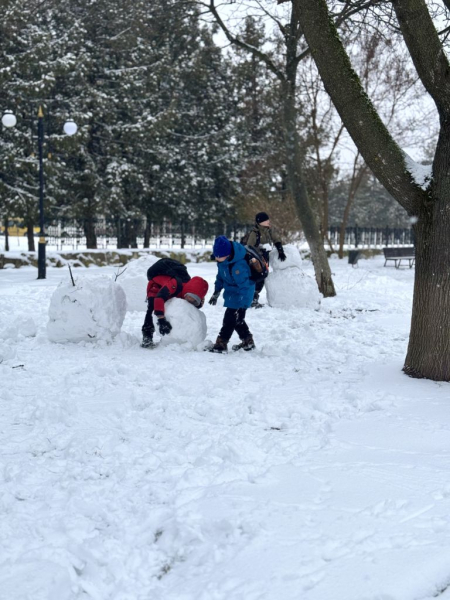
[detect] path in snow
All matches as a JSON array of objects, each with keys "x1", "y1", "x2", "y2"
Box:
[{"x1": 1, "y1": 257, "x2": 450, "y2": 600}]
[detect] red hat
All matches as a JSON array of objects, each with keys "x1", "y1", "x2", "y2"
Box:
[{"x1": 182, "y1": 277, "x2": 209, "y2": 306}]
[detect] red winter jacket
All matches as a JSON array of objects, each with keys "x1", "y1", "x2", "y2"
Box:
[{"x1": 146, "y1": 276, "x2": 209, "y2": 316}]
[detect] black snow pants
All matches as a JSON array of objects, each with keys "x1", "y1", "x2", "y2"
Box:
[
  {"x1": 219, "y1": 308, "x2": 251, "y2": 342},
  {"x1": 142, "y1": 298, "x2": 155, "y2": 337}
]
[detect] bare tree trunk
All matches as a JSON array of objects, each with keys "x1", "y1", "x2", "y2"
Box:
[
  {"x1": 404, "y1": 206, "x2": 450, "y2": 379},
  {"x1": 4, "y1": 216, "x2": 9, "y2": 252},
  {"x1": 84, "y1": 218, "x2": 97, "y2": 249},
  {"x1": 282, "y1": 78, "x2": 336, "y2": 297},
  {"x1": 338, "y1": 200, "x2": 353, "y2": 259},
  {"x1": 180, "y1": 220, "x2": 186, "y2": 249},
  {"x1": 128, "y1": 220, "x2": 138, "y2": 249},
  {"x1": 144, "y1": 218, "x2": 151, "y2": 248},
  {"x1": 26, "y1": 221, "x2": 35, "y2": 252}
]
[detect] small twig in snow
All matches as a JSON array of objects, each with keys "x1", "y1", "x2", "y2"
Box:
[
  {"x1": 114, "y1": 266, "x2": 128, "y2": 281},
  {"x1": 68, "y1": 264, "x2": 76, "y2": 287}
]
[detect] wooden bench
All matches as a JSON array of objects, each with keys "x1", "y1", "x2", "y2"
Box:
[{"x1": 383, "y1": 246, "x2": 415, "y2": 269}]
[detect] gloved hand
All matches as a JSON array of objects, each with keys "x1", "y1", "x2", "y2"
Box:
[
  {"x1": 209, "y1": 292, "x2": 220, "y2": 306},
  {"x1": 275, "y1": 242, "x2": 286, "y2": 262},
  {"x1": 158, "y1": 317, "x2": 172, "y2": 336}
]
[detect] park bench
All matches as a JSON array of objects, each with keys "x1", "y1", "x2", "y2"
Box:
[{"x1": 383, "y1": 246, "x2": 415, "y2": 269}]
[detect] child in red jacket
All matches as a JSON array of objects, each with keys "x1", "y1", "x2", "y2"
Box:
[{"x1": 141, "y1": 259, "x2": 208, "y2": 348}]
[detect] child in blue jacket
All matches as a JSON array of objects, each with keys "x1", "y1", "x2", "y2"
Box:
[{"x1": 208, "y1": 235, "x2": 256, "y2": 353}]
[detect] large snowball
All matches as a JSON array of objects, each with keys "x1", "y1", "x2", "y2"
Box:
[
  {"x1": 157, "y1": 298, "x2": 207, "y2": 348},
  {"x1": 47, "y1": 275, "x2": 127, "y2": 343},
  {"x1": 119, "y1": 254, "x2": 159, "y2": 312},
  {"x1": 266, "y1": 245, "x2": 322, "y2": 310}
]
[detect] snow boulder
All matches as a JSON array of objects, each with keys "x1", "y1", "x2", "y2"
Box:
[
  {"x1": 47, "y1": 275, "x2": 127, "y2": 343},
  {"x1": 119, "y1": 254, "x2": 159, "y2": 312},
  {"x1": 266, "y1": 244, "x2": 322, "y2": 310},
  {"x1": 157, "y1": 298, "x2": 207, "y2": 348}
]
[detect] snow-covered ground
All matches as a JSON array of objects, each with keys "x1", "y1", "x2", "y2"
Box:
[{"x1": 1, "y1": 256, "x2": 450, "y2": 600}]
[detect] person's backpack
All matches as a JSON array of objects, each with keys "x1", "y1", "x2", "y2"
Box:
[
  {"x1": 240, "y1": 229, "x2": 260, "y2": 247},
  {"x1": 146, "y1": 258, "x2": 191, "y2": 283},
  {"x1": 244, "y1": 245, "x2": 269, "y2": 283}
]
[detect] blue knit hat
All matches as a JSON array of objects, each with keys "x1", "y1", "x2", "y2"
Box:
[{"x1": 213, "y1": 236, "x2": 232, "y2": 258}]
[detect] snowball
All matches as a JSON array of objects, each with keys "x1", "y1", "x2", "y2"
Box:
[
  {"x1": 266, "y1": 245, "x2": 321, "y2": 310},
  {"x1": 16, "y1": 317, "x2": 37, "y2": 338},
  {"x1": 118, "y1": 254, "x2": 159, "y2": 312},
  {"x1": 0, "y1": 342, "x2": 16, "y2": 363},
  {"x1": 157, "y1": 298, "x2": 207, "y2": 348},
  {"x1": 269, "y1": 244, "x2": 303, "y2": 270},
  {"x1": 47, "y1": 275, "x2": 127, "y2": 343}
]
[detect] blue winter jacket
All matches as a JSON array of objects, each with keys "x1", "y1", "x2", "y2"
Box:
[{"x1": 213, "y1": 242, "x2": 255, "y2": 309}]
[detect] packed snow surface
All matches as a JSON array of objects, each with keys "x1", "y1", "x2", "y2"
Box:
[
  {"x1": 47, "y1": 274, "x2": 127, "y2": 343},
  {"x1": 157, "y1": 297, "x2": 207, "y2": 347},
  {"x1": 2, "y1": 256, "x2": 450, "y2": 600},
  {"x1": 266, "y1": 244, "x2": 322, "y2": 310},
  {"x1": 118, "y1": 254, "x2": 159, "y2": 312}
]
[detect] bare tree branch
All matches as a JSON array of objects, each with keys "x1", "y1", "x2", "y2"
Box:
[
  {"x1": 207, "y1": 0, "x2": 285, "y2": 81},
  {"x1": 294, "y1": 0, "x2": 428, "y2": 214},
  {"x1": 392, "y1": 0, "x2": 450, "y2": 117}
]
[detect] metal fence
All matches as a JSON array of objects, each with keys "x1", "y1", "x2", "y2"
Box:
[
  {"x1": 326, "y1": 226, "x2": 414, "y2": 249},
  {"x1": 4, "y1": 219, "x2": 415, "y2": 251},
  {"x1": 44, "y1": 219, "x2": 248, "y2": 251}
]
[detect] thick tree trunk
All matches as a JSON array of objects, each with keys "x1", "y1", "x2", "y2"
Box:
[
  {"x1": 84, "y1": 218, "x2": 97, "y2": 249},
  {"x1": 282, "y1": 79, "x2": 336, "y2": 297},
  {"x1": 180, "y1": 220, "x2": 186, "y2": 249},
  {"x1": 404, "y1": 206, "x2": 450, "y2": 380},
  {"x1": 143, "y1": 218, "x2": 151, "y2": 248},
  {"x1": 4, "y1": 216, "x2": 9, "y2": 252},
  {"x1": 26, "y1": 221, "x2": 35, "y2": 252},
  {"x1": 127, "y1": 220, "x2": 138, "y2": 249}
]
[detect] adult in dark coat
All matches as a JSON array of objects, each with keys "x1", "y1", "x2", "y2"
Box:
[{"x1": 246, "y1": 212, "x2": 286, "y2": 308}]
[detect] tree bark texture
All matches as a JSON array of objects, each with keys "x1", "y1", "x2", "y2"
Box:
[
  {"x1": 282, "y1": 79, "x2": 336, "y2": 297},
  {"x1": 84, "y1": 218, "x2": 97, "y2": 250},
  {"x1": 295, "y1": 0, "x2": 450, "y2": 380},
  {"x1": 209, "y1": 0, "x2": 336, "y2": 297},
  {"x1": 4, "y1": 216, "x2": 9, "y2": 252},
  {"x1": 26, "y1": 221, "x2": 35, "y2": 252},
  {"x1": 143, "y1": 219, "x2": 151, "y2": 248},
  {"x1": 295, "y1": 0, "x2": 426, "y2": 214}
]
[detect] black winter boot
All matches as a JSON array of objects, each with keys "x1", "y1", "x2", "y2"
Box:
[
  {"x1": 232, "y1": 335, "x2": 256, "y2": 352},
  {"x1": 141, "y1": 334, "x2": 156, "y2": 349},
  {"x1": 251, "y1": 293, "x2": 263, "y2": 309},
  {"x1": 209, "y1": 336, "x2": 228, "y2": 353}
]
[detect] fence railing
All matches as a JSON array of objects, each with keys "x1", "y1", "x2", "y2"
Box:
[
  {"x1": 326, "y1": 226, "x2": 414, "y2": 249},
  {"x1": 2, "y1": 220, "x2": 415, "y2": 252}
]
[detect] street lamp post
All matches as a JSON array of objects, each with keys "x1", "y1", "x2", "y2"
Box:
[
  {"x1": 2, "y1": 106, "x2": 78, "y2": 279},
  {"x1": 37, "y1": 106, "x2": 45, "y2": 279}
]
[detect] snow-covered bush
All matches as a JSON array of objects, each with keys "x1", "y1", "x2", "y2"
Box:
[
  {"x1": 47, "y1": 275, "x2": 127, "y2": 343},
  {"x1": 118, "y1": 255, "x2": 159, "y2": 312},
  {"x1": 157, "y1": 298, "x2": 207, "y2": 348},
  {"x1": 266, "y1": 244, "x2": 322, "y2": 310}
]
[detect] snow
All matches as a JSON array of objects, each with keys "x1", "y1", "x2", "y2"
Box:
[
  {"x1": 404, "y1": 152, "x2": 432, "y2": 190},
  {"x1": 47, "y1": 274, "x2": 127, "y2": 343},
  {"x1": 118, "y1": 254, "x2": 159, "y2": 312},
  {"x1": 2, "y1": 256, "x2": 450, "y2": 600},
  {"x1": 266, "y1": 244, "x2": 322, "y2": 310},
  {"x1": 157, "y1": 298, "x2": 207, "y2": 348}
]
